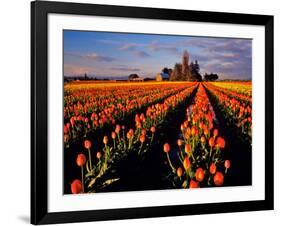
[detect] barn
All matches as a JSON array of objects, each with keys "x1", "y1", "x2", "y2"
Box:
[{"x1": 156, "y1": 72, "x2": 170, "y2": 81}]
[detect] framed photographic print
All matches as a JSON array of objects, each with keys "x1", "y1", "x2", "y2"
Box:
[{"x1": 31, "y1": 0, "x2": 274, "y2": 224}]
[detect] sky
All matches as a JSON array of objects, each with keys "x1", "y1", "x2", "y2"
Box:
[{"x1": 64, "y1": 30, "x2": 252, "y2": 80}]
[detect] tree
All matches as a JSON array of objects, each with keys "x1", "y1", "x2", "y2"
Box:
[
  {"x1": 182, "y1": 50, "x2": 192, "y2": 80},
  {"x1": 204, "y1": 73, "x2": 219, "y2": 81},
  {"x1": 190, "y1": 60, "x2": 202, "y2": 81},
  {"x1": 162, "y1": 67, "x2": 169, "y2": 74},
  {"x1": 128, "y1": 74, "x2": 139, "y2": 80},
  {"x1": 170, "y1": 63, "x2": 182, "y2": 81}
]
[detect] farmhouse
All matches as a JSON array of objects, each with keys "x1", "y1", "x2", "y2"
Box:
[{"x1": 156, "y1": 72, "x2": 170, "y2": 81}]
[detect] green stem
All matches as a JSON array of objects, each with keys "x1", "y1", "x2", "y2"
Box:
[
  {"x1": 166, "y1": 152, "x2": 176, "y2": 173},
  {"x1": 87, "y1": 148, "x2": 92, "y2": 171},
  {"x1": 150, "y1": 134, "x2": 154, "y2": 144},
  {"x1": 138, "y1": 142, "x2": 143, "y2": 155},
  {"x1": 209, "y1": 146, "x2": 213, "y2": 159},
  {"x1": 81, "y1": 166, "x2": 84, "y2": 193}
]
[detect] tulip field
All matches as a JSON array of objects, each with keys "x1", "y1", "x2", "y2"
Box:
[{"x1": 64, "y1": 81, "x2": 252, "y2": 194}]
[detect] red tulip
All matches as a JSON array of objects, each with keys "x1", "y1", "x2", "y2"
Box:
[
  {"x1": 76, "y1": 153, "x2": 86, "y2": 167},
  {"x1": 210, "y1": 163, "x2": 217, "y2": 174},
  {"x1": 189, "y1": 180, "x2": 200, "y2": 188},
  {"x1": 71, "y1": 179, "x2": 82, "y2": 194},
  {"x1": 140, "y1": 134, "x2": 145, "y2": 143},
  {"x1": 213, "y1": 129, "x2": 218, "y2": 137},
  {"x1": 115, "y1": 124, "x2": 121, "y2": 134},
  {"x1": 224, "y1": 160, "x2": 231, "y2": 169},
  {"x1": 96, "y1": 151, "x2": 102, "y2": 159},
  {"x1": 150, "y1": 126, "x2": 156, "y2": 133},
  {"x1": 214, "y1": 172, "x2": 224, "y2": 186},
  {"x1": 84, "y1": 140, "x2": 92, "y2": 149},
  {"x1": 216, "y1": 137, "x2": 225, "y2": 149}
]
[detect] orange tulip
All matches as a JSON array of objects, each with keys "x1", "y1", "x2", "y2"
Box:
[
  {"x1": 209, "y1": 137, "x2": 215, "y2": 147},
  {"x1": 177, "y1": 139, "x2": 183, "y2": 147},
  {"x1": 177, "y1": 167, "x2": 183, "y2": 177},
  {"x1": 163, "y1": 143, "x2": 170, "y2": 153},
  {"x1": 184, "y1": 143, "x2": 191, "y2": 154},
  {"x1": 195, "y1": 167, "x2": 205, "y2": 182},
  {"x1": 183, "y1": 157, "x2": 191, "y2": 170},
  {"x1": 103, "y1": 136, "x2": 108, "y2": 145}
]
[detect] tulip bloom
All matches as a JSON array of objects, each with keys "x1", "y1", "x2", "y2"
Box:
[
  {"x1": 200, "y1": 136, "x2": 206, "y2": 143},
  {"x1": 76, "y1": 153, "x2": 86, "y2": 167},
  {"x1": 189, "y1": 180, "x2": 199, "y2": 188},
  {"x1": 177, "y1": 139, "x2": 183, "y2": 147},
  {"x1": 214, "y1": 172, "x2": 224, "y2": 186},
  {"x1": 184, "y1": 143, "x2": 191, "y2": 154},
  {"x1": 150, "y1": 126, "x2": 156, "y2": 133},
  {"x1": 225, "y1": 160, "x2": 231, "y2": 169},
  {"x1": 96, "y1": 151, "x2": 102, "y2": 160},
  {"x1": 208, "y1": 137, "x2": 215, "y2": 147},
  {"x1": 209, "y1": 163, "x2": 217, "y2": 174},
  {"x1": 115, "y1": 124, "x2": 121, "y2": 134},
  {"x1": 71, "y1": 179, "x2": 82, "y2": 194},
  {"x1": 84, "y1": 140, "x2": 92, "y2": 149},
  {"x1": 216, "y1": 137, "x2": 226, "y2": 149},
  {"x1": 163, "y1": 143, "x2": 170, "y2": 153},
  {"x1": 140, "y1": 134, "x2": 145, "y2": 143},
  {"x1": 183, "y1": 157, "x2": 191, "y2": 171},
  {"x1": 195, "y1": 167, "x2": 205, "y2": 182},
  {"x1": 177, "y1": 167, "x2": 183, "y2": 177},
  {"x1": 213, "y1": 129, "x2": 218, "y2": 137},
  {"x1": 103, "y1": 136, "x2": 108, "y2": 145},
  {"x1": 111, "y1": 132, "x2": 116, "y2": 139}
]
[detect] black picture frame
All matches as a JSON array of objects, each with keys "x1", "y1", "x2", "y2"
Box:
[{"x1": 31, "y1": 0, "x2": 274, "y2": 224}]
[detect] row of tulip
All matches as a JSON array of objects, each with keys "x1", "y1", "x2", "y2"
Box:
[
  {"x1": 64, "y1": 83, "x2": 194, "y2": 145},
  {"x1": 70, "y1": 83, "x2": 199, "y2": 194},
  {"x1": 203, "y1": 82, "x2": 252, "y2": 138},
  {"x1": 163, "y1": 84, "x2": 230, "y2": 189},
  {"x1": 211, "y1": 81, "x2": 252, "y2": 97}
]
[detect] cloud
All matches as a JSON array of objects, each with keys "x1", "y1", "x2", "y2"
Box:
[
  {"x1": 119, "y1": 43, "x2": 137, "y2": 51},
  {"x1": 65, "y1": 52, "x2": 116, "y2": 62},
  {"x1": 118, "y1": 43, "x2": 150, "y2": 58},
  {"x1": 148, "y1": 40, "x2": 179, "y2": 54},
  {"x1": 135, "y1": 51, "x2": 150, "y2": 57},
  {"x1": 110, "y1": 66, "x2": 141, "y2": 72}
]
